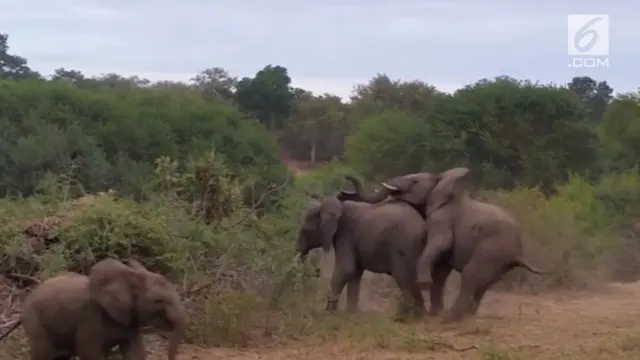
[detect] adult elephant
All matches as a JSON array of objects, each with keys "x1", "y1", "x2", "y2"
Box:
[
  {"x1": 0, "y1": 258, "x2": 185, "y2": 360},
  {"x1": 296, "y1": 182, "x2": 433, "y2": 319},
  {"x1": 341, "y1": 168, "x2": 547, "y2": 322}
]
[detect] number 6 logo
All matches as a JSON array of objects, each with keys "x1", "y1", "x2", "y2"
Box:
[
  {"x1": 567, "y1": 14, "x2": 609, "y2": 56},
  {"x1": 573, "y1": 17, "x2": 602, "y2": 53}
]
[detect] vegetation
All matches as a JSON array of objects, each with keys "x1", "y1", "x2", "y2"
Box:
[{"x1": 1, "y1": 32, "x2": 640, "y2": 359}]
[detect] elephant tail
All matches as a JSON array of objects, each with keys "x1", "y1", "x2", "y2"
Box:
[
  {"x1": 0, "y1": 319, "x2": 21, "y2": 341},
  {"x1": 513, "y1": 258, "x2": 548, "y2": 274}
]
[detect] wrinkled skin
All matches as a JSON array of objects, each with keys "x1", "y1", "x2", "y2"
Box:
[
  {"x1": 343, "y1": 169, "x2": 547, "y2": 323},
  {"x1": 297, "y1": 179, "x2": 433, "y2": 319},
  {"x1": 4, "y1": 258, "x2": 186, "y2": 360}
]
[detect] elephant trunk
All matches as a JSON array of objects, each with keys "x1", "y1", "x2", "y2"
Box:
[
  {"x1": 296, "y1": 249, "x2": 320, "y2": 277},
  {"x1": 343, "y1": 175, "x2": 394, "y2": 204},
  {"x1": 296, "y1": 237, "x2": 311, "y2": 261},
  {"x1": 165, "y1": 306, "x2": 186, "y2": 360}
]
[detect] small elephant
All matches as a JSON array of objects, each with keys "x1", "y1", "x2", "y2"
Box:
[
  {"x1": 297, "y1": 179, "x2": 434, "y2": 319},
  {"x1": 341, "y1": 168, "x2": 547, "y2": 322},
  {"x1": 0, "y1": 258, "x2": 186, "y2": 360}
]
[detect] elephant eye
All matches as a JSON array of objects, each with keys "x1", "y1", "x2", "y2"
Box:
[{"x1": 153, "y1": 298, "x2": 165, "y2": 305}]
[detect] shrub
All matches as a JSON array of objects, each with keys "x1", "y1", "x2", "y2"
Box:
[
  {"x1": 483, "y1": 170, "x2": 640, "y2": 290},
  {"x1": 0, "y1": 156, "x2": 324, "y2": 350},
  {"x1": 0, "y1": 79, "x2": 290, "y2": 203}
]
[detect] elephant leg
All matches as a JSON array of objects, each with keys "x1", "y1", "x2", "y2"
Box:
[
  {"x1": 345, "y1": 268, "x2": 364, "y2": 313},
  {"x1": 391, "y1": 284, "x2": 425, "y2": 322},
  {"x1": 391, "y1": 262, "x2": 426, "y2": 321},
  {"x1": 443, "y1": 253, "x2": 505, "y2": 323},
  {"x1": 326, "y1": 245, "x2": 357, "y2": 311},
  {"x1": 428, "y1": 257, "x2": 453, "y2": 316},
  {"x1": 76, "y1": 314, "x2": 108, "y2": 360},
  {"x1": 466, "y1": 265, "x2": 508, "y2": 316},
  {"x1": 24, "y1": 326, "x2": 57, "y2": 360},
  {"x1": 119, "y1": 331, "x2": 146, "y2": 360},
  {"x1": 408, "y1": 284, "x2": 426, "y2": 319},
  {"x1": 417, "y1": 218, "x2": 453, "y2": 289},
  {"x1": 326, "y1": 269, "x2": 349, "y2": 311},
  {"x1": 466, "y1": 287, "x2": 488, "y2": 316}
]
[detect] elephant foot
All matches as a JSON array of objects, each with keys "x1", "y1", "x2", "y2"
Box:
[
  {"x1": 392, "y1": 312, "x2": 412, "y2": 323},
  {"x1": 440, "y1": 310, "x2": 464, "y2": 324},
  {"x1": 416, "y1": 276, "x2": 433, "y2": 290},
  {"x1": 428, "y1": 308, "x2": 443, "y2": 317},
  {"x1": 325, "y1": 299, "x2": 339, "y2": 311},
  {"x1": 393, "y1": 307, "x2": 425, "y2": 323}
]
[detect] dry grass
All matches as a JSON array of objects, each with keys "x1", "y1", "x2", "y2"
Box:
[
  {"x1": 145, "y1": 279, "x2": 640, "y2": 360},
  {"x1": 4, "y1": 270, "x2": 639, "y2": 360}
]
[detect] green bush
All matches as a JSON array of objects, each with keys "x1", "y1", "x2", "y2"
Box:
[
  {"x1": 482, "y1": 170, "x2": 640, "y2": 290},
  {"x1": 0, "y1": 79, "x2": 290, "y2": 202}
]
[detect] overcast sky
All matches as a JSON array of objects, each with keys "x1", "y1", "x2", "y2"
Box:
[{"x1": 1, "y1": 1, "x2": 637, "y2": 99}]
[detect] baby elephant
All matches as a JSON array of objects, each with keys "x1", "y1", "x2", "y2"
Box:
[{"x1": 0, "y1": 258, "x2": 186, "y2": 360}]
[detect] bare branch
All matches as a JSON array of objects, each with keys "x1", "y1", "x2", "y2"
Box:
[{"x1": 227, "y1": 175, "x2": 291, "y2": 229}]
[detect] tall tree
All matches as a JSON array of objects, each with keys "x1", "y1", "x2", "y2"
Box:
[
  {"x1": 567, "y1": 76, "x2": 614, "y2": 123},
  {"x1": 598, "y1": 91, "x2": 640, "y2": 172},
  {"x1": 449, "y1": 77, "x2": 599, "y2": 190},
  {"x1": 282, "y1": 91, "x2": 350, "y2": 163},
  {"x1": 0, "y1": 33, "x2": 38, "y2": 79},
  {"x1": 191, "y1": 67, "x2": 237, "y2": 103},
  {"x1": 350, "y1": 73, "x2": 444, "y2": 120},
  {"x1": 50, "y1": 68, "x2": 86, "y2": 83},
  {"x1": 234, "y1": 65, "x2": 294, "y2": 129}
]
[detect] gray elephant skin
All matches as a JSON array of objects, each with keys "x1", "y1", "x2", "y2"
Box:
[
  {"x1": 0, "y1": 258, "x2": 186, "y2": 360},
  {"x1": 296, "y1": 179, "x2": 443, "y2": 319},
  {"x1": 343, "y1": 168, "x2": 547, "y2": 322}
]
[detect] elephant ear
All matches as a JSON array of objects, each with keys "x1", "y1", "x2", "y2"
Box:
[
  {"x1": 88, "y1": 258, "x2": 144, "y2": 326},
  {"x1": 426, "y1": 167, "x2": 470, "y2": 217},
  {"x1": 124, "y1": 259, "x2": 151, "y2": 273},
  {"x1": 319, "y1": 197, "x2": 344, "y2": 252}
]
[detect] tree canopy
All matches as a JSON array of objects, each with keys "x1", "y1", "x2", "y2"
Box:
[{"x1": 0, "y1": 32, "x2": 632, "y2": 199}]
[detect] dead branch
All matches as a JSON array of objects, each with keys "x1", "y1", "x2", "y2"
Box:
[
  {"x1": 431, "y1": 340, "x2": 479, "y2": 352},
  {"x1": 0, "y1": 319, "x2": 20, "y2": 330},
  {"x1": 3, "y1": 273, "x2": 40, "y2": 286},
  {"x1": 227, "y1": 176, "x2": 291, "y2": 229}
]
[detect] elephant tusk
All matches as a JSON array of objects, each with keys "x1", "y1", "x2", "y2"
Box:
[{"x1": 381, "y1": 182, "x2": 398, "y2": 191}]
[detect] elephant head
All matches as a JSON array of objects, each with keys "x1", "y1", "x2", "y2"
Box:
[
  {"x1": 88, "y1": 258, "x2": 185, "y2": 360},
  {"x1": 296, "y1": 196, "x2": 343, "y2": 259},
  {"x1": 341, "y1": 168, "x2": 470, "y2": 217}
]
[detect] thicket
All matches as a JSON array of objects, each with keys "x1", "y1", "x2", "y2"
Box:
[{"x1": 1, "y1": 32, "x2": 640, "y2": 354}]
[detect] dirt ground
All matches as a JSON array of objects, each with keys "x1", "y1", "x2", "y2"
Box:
[
  {"x1": 3, "y1": 252, "x2": 640, "y2": 359},
  {"x1": 159, "y1": 280, "x2": 640, "y2": 360},
  {"x1": 152, "y1": 254, "x2": 640, "y2": 360}
]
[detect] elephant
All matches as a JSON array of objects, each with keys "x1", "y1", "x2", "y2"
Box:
[
  {"x1": 340, "y1": 168, "x2": 547, "y2": 322},
  {"x1": 0, "y1": 258, "x2": 185, "y2": 360},
  {"x1": 296, "y1": 182, "x2": 433, "y2": 320}
]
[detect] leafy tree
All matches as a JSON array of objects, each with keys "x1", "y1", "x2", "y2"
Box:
[
  {"x1": 0, "y1": 33, "x2": 38, "y2": 79},
  {"x1": 50, "y1": 68, "x2": 86, "y2": 83},
  {"x1": 448, "y1": 77, "x2": 599, "y2": 190},
  {"x1": 346, "y1": 110, "x2": 429, "y2": 180},
  {"x1": 281, "y1": 91, "x2": 351, "y2": 163},
  {"x1": 599, "y1": 92, "x2": 640, "y2": 172},
  {"x1": 0, "y1": 78, "x2": 289, "y2": 200},
  {"x1": 234, "y1": 65, "x2": 294, "y2": 129},
  {"x1": 567, "y1": 76, "x2": 613, "y2": 123},
  {"x1": 350, "y1": 73, "x2": 445, "y2": 120},
  {"x1": 191, "y1": 67, "x2": 237, "y2": 103}
]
